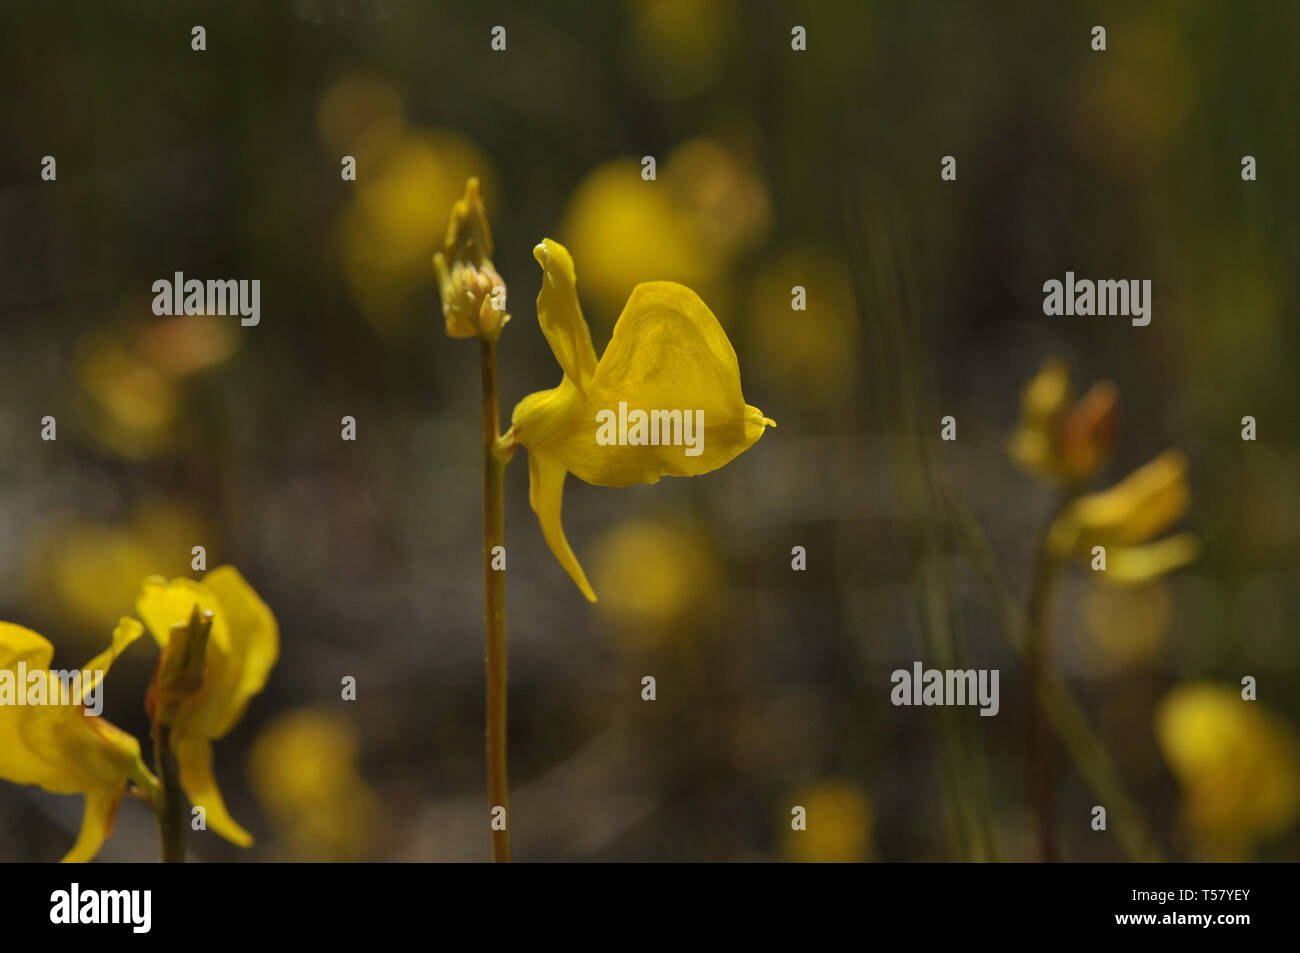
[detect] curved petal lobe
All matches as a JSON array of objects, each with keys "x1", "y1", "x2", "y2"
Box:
[{"x1": 528, "y1": 451, "x2": 596, "y2": 602}]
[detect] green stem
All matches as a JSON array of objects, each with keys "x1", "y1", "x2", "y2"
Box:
[
  {"x1": 480, "y1": 336, "x2": 511, "y2": 863},
  {"x1": 152, "y1": 723, "x2": 186, "y2": 863},
  {"x1": 1024, "y1": 527, "x2": 1062, "y2": 862},
  {"x1": 946, "y1": 489, "x2": 1164, "y2": 861}
]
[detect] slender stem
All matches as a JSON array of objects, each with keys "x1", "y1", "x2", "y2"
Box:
[
  {"x1": 480, "y1": 336, "x2": 511, "y2": 863},
  {"x1": 1023, "y1": 487, "x2": 1081, "y2": 862},
  {"x1": 944, "y1": 488, "x2": 1163, "y2": 861},
  {"x1": 1024, "y1": 535, "x2": 1061, "y2": 863},
  {"x1": 153, "y1": 723, "x2": 186, "y2": 863}
]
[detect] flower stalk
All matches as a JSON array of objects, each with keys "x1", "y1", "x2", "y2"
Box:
[
  {"x1": 435, "y1": 176, "x2": 769, "y2": 862},
  {"x1": 153, "y1": 723, "x2": 187, "y2": 863},
  {"x1": 480, "y1": 335, "x2": 513, "y2": 863},
  {"x1": 1022, "y1": 490, "x2": 1075, "y2": 863}
]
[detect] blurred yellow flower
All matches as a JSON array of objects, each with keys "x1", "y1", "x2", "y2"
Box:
[
  {"x1": 25, "y1": 500, "x2": 210, "y2": 639},
  {"x1": 559, "y1": 140, "x2": 770, "y2": 328},
  {"x1": 1072, "y1": 21, "x2": 1196, "y2": 180},
  {"x1": 1082, "y1": 581, "x2": 1171, "y2": 671},
  {"x1": 136, "y1": 567, "x2": 279, "y2": 847},
  {"x1": 623, "y1": 0, "x2": 737, "y2": 100},
  {"x1": 1008, "y1": 357, "x2": 1119, "y2": 485},
  {"x1": 75, "y1": 334, "x2": 179, "y2": 459},
  {"x1": 1157, "y1": 683, "x2": 1300, "y2": 856},
  {"x1": 316, "y1": 70, "x2": 405, "y2": 171},
  {"x1": 785, "y1": 780, "x2": 873, "y2": 863},
  {"x1": 133, "y1": 313, "x2": 241, "y2": 379},
  {"x1": 1009, "y1": 361, "x2": 1196, "y2": 585},
  {"x1": 591, "y1": 518, "x2": 721, "y2": 638},
  {"x1": 666, "y1": 137, "x2": 771, "y2": 268},
  {"x1": 338, "y1": 129, "x2": 496, "y2": 337},
  {"x1": 0, "y1": 619, "x2": 156, "y2": 862},
  {"x1": 1049, "y1": 450, "x2": 1199, "y2": 584},
  {"x1": 748, "y1": 246, "x2": 859, "y2": 410},
  {"x1": 248, "y1": 709, "x2": 381, "y2": 861},
  {"x1": 70, "y1": 304, "x2": 241, "y2": 460},
  {"x1": 560, "y1": 158, "x2": 705, "y2": 323},
  {"x1": 508, "y1": 239, "x2": 773, "y2": 601}
]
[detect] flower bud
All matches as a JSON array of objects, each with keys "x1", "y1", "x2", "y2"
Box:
[{"x1": 433, "y1": 178, "x2": 510, "y2": 339}]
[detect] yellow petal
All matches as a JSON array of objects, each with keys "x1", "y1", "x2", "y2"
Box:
[
  {"x1": 1, "y1": 622, "x2": 145, "y2": 799},
  {"x1": 0, "y1": 621, "x2": 55, "y2": 672},
  {"x1": 60, "y1": 783, "x2": 126, "y2": 863},
  {"x1": 1050, "y1": 450, "x2": 1189, "y2": 554},
  {"x1": 75, "y1": 617, "x2": 144, "y2": 708},
  {"x1": 533, "y1": 239, "x2": 598, "y2": 390},
  {"x1": 510, "y1": 375, "x2": 582, "y2": 449},
  {"x1": 1060, "y1": 379, "x2": 1120, "y2": 482},
  {"x1": 1007, "y1": 357, "x2": 1072, "y2": 482},
  {"x1": 137, "y1": 576, "x2": 228, "y2": 653},
  {"x1": 175, "y1": 734, "x2": 254, "y2": 847},
  {"x1": 528, "y1": 451, "x2": 596, "y2": 602},
  {"x1": 201, "y1": 566, "x2": 279, "y2": 738},
  {"x1": 1021, "y1": 357, "x2": 1071, "y2": 426},
  {"x1": 1104, "y1": 533, "x2": 1200, "y2": 584},
  {"x1": 0, "y1": 625, "x2": 65, "y2": 790}
]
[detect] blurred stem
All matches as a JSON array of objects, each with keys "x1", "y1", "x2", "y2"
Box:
[
  {"x1": 848, "y1": 205, "x2": 997, "y2": 861},
  {"x1": 946, "y1": 489, "x2": 1164, "y2": 862},
  {"x1": 1024, "y1": 500, "x2": 1066, "y2": 862},
  {"x1": 152, "y1": 723, "x2": 185, "y2": 863},
  {"x1": 480, "y1": 336, "x2": 512, "y2": 863}
]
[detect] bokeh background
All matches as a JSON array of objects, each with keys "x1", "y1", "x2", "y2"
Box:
[{"x1": 1, "y1": 0, "x2": 1297, "y2": 862}]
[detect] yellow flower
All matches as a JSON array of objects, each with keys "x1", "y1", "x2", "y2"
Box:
[
  {"x1": 558, "y1": 138, "x2": 771, "y2": 329},
  {"x1": 591, "y1": 517, "x2": 721, "y2": 638},
  {"x1": 75, "y1": 334, "x2": 179, "y2": 460},
  {"x1": 509, "y1": 239, "x2": 773, "y2": 601},
  {"x1": 1048, "y1": 450, "x2": 1198, "y2": 583},
  {"x1": 784, "y1": 780, "x2": 873, "y2": 863},
  {"x1": 433, "y1": 177, "x2": 509, "y2": 340},
  {"x1": 247, "y1": 709, "x2": 382, "y2": 861},
  {"x1": 337, "y1": 128, "x2": 496, "y2": 337},
  {"x1": 624, "y1": 0, "x2": 737, "y2": 100},
  {"x1": 136, "y1": 567, "x2": 278, "y2": 847},
  {"x1": 1156, "y1": 682, "x2": 1300, "y2": 856},
  {"x1": 24, "y1": 499, "x2": 210, "y2": 640},
  {"x1": 0, "y1": 619, "x2": 155, "y2": 862},
  {"x1": 749, "y1": 246, "x2": 859, "y2": 410},
  {"x1": 1008, "y1": 358, "x2": 1119, "y2": 484}
]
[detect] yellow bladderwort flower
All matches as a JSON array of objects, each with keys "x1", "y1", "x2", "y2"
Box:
[
  {"x1": 248, "y1": 709, "x2": 382, "y2": 861},
  {"x1": 432, "y1": 177, "x2": 509, "y2": 340},
  {"x1": 1008, "y1": 357, "x2": 1120, "y2": 485},
  {"x1": 1048, "y1": 449, "x2": 1200, "y2": 583},
  {"x1": 0, "y1": 618, "x2": 157, "y2": 862},
  {"x1": 1156, "y1": 682, "x2": 1300, "y2": 856},
  {"x1": 136, "y1": 567, "x2": 278, "y2": 847},
  {"x1": 508, "y1": 238, "x2": 774, "y2": 601}
]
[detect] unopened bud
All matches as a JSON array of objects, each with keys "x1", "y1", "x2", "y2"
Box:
[{"x1": 433, "y1": 178, "x2": 510, "y2": 340}]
